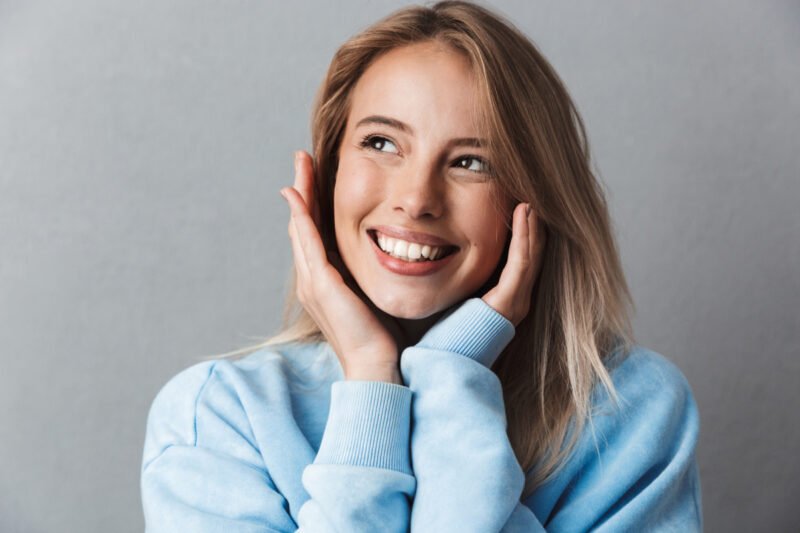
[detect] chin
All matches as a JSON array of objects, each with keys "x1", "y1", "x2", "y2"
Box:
[{"x1": 368, "y1": 290, "x2": 452, "y2": 320}]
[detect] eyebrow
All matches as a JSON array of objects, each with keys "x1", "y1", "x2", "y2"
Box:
[{"x1": 355, "y1": 115, "x2": 486, "y2": 148}]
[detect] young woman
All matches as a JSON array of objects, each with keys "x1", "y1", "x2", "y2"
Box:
[{"x1": 141, "y1": 2, "x2": 702, "y2": 531}]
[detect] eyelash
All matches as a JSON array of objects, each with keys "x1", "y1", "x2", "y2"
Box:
[{"x1": 358, "y1": 134, "x2": 491, "y2": 174}]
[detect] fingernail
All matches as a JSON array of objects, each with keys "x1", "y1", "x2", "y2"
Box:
[
  {"x1": 279, "y1": 188, "x2": 287, "y2": 199},
  {"x1": 294, "y1": 151, "x2": 302, "y2": 163},
  {"x1": 526, "y1": 204, "x2": 532, "y2": 216}
]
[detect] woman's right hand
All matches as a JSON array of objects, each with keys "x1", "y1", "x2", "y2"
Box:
[{"x1": 280, "y1": 150, "x2": 401, "y2": 384}]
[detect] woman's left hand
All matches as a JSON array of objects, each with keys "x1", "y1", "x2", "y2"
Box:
[{"x1": 481, "y1": 203, "x2": 546, "y2": 326}]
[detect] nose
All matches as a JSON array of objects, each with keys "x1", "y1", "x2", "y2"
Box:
[{"x1": 390, "y1": 159, "x2": 445, "y2": 219}]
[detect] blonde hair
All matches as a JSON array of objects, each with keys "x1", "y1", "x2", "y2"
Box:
[{"x1": 217, "y1": 0, "x2": 635, "y2": 498}]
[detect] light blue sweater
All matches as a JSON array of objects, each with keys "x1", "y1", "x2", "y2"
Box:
[{"x1": 141, "y1": 298, "x2": 702, "y2": 531}]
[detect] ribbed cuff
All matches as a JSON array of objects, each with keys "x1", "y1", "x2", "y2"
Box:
[
  {"x1": 416, "y1": 298, "x2": 515, "y2": 368},
  {"x1": 315, "y1": 380, "x2": 412, "y2": 475}
]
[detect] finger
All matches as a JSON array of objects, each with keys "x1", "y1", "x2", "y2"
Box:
[
  {"x1": 528, "y1": 206, "x2": 546, "y2": 278},
  {"x1": 495, "y1": 203, "x2": 533, "y2": 296},
  {"x1": 328, "y1": 249, "x2": 356, "y2": 285},
  {"x1": 281, "y1": 186, "x2": 329, "y2": 273},
  {"x1": 293, "y1": 150, "x2": 320, "y2": 225},
  {"x1": 282, "y1": 191, "x2": 312, "y2": 281}
]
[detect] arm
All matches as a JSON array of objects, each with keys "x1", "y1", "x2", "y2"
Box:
[
  {"x1": 401, "y1": 298, "x2": 702, "y2": 532},
  {"x1": 275, "y1": 150, "x2": 416, "y2": 528},
  {"x1": 141, "y1": 360, "x2": 415, "y2": 532},
  {"x1": 400, "y1": 298, "x2": 544, "y2": 532},
  {"x1": 298, "y1": 379, "x2": 415, "y2": 531}
]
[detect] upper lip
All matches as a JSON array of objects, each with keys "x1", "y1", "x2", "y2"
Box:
[{"x1": 369, "y1": 225, "x2": 458, "y2": 248}]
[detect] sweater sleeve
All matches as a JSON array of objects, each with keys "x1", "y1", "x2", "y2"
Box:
[
  {"x1": 141, "y1": 360, "x2": 415, "y2": 532},
  {"x1": 297, "y1": 379, "x2": 416, "y2": 531},
  {"x1": 400, "y1": 298, "x2": 539, "y2": 532},
  {"x1": 400, "y1": 298, "x2": 702, "y2": 532}
]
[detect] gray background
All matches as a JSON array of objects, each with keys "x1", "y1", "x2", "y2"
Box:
[{"x1": 1, "y1": 0, "x2": 797, "y2": 531}]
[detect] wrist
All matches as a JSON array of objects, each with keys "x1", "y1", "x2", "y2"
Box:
[{"x1": 345, "y1": 364, "x2": 403, "y2": 384}]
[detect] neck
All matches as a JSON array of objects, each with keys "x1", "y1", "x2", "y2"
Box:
[{"x1": 375, "y1": 307, "x2": 450, "y2": 353}]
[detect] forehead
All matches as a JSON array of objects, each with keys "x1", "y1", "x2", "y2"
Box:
[{"x1": 347, "y1": 42, "x2": 484, "y2": 137}]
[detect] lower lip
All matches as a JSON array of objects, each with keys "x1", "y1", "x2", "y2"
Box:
[{"x1": 369, "y1": 235, "x2": 457, "y2": 276}]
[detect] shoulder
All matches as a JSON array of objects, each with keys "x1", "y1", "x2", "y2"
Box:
[
  {"x1": 597, "y1": 345, "x2": 699, "y2": 433},
  {"x1": 604, "y1": 345, "x2": 696, "y2": 408},
  {"x1": 575, "y1": 344, "x2": 700, "y2": 481},
  {"x1": 530, "y1": 346, "x2": 702, "y2": 529},
  {"x1": 609, "y1": 345, "x2": 691, "y2": 386},
  {"x1": 141, "y1": 342, "x2": 335, "y2": 470}
]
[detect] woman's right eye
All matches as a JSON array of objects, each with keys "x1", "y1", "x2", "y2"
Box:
[{"x1": 359, "y1": 135, "x2": 399, "y2": 154}]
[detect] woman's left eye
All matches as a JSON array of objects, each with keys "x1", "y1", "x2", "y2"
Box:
[{"x1": 454, "y1": 156, "x2": 489, "y2": 173}]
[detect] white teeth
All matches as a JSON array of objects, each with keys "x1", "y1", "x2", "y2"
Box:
[
  {"x1": 393, "y1": 240, "x2": 408, "y2": 258},
  {"x1": 373, "y1": 232, "x2": 449, "y2": 262}
]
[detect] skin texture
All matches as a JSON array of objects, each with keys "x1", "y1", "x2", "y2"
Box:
[
  {"x1": 333, "y1": 42, "x2": 508, "y2": 321},
  {"x1": 280, "y1": 42, "x2": 545, "y2": 383}
]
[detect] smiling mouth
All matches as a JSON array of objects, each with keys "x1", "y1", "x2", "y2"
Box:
[{"x1": 367, "y1": 230, "x2": 459, "y2": 262}]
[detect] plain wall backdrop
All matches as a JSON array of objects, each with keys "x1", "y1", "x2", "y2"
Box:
[{"x1": 1, "y1": 0, "x2": 798, "y2": 531}]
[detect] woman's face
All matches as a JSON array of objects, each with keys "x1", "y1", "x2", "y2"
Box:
[{"x1": 333, "y1": 41, "x2": 511, "y2": 319}]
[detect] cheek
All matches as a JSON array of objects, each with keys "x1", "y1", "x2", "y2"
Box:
[
  {"x1": 462, "y1": 196, "x2": 510, "y2": 256},
  {"x1": 474, "y1": 220, "x2": 509, "y2": 261},
  {"x1": 333, "y1": 157, "x2": 384, "y2": 230}
]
